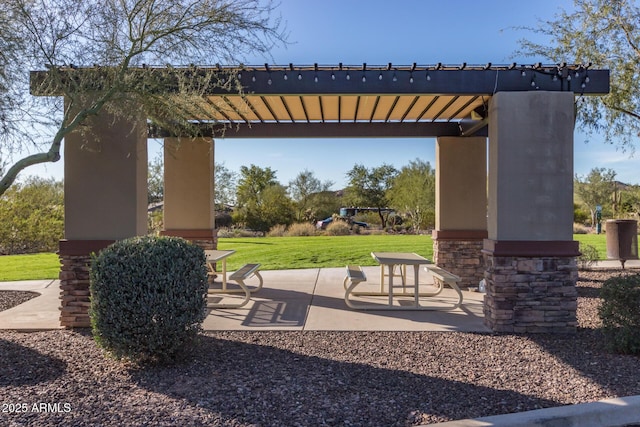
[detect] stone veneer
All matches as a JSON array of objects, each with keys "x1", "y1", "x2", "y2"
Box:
[
  {"x1": 483, "y1": 254, "x2": 578, "y2": 334},
  {"x1": 432, "y1": 239, "x2": 485, "y2": 288},
  {"x1": 58, "y1": 233, "x2": 216, "y2": 328},
  {"x1": 59, "y1": 254, "x2": 93, "y2": 328}
]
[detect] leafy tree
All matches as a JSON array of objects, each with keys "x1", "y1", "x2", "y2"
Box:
[
  {"x1": 0, "y1": 177, "x2": 63, "y2": 254},
  {"x1": 387, "y1": 159, "x2": 436, "y2": 231},
  {"x1": 236, "y1": 164, "x2": 278, "y2": 207},
  {"x1": 344, "y1": 163, "x2": 398, "y2": 228},
  {"x1": 235, "y1": 164, "x2": 293, "y2": 231},
  {"x1": 306, "y1": 191, "x2": 343, "y2": 223},
  {"x1": 0, "y1": 0, "x2": 286, "y2": 196},
  {"x1": 148, "y1": 152, "x2": 164, "y2": 204},
  {"x1": 289, "y1": 169, "x2": 333, "y2": 222},
  {"x1": 619, "y1": 184, "x2": 640, "y2": 219},
  {"x1": 259, "y1": 184, "x2": 295, "y2": 229},
  {"x1": 574, "y1": 167, "x2": 617, "y2": 227},
  {"x1": 214, "y1": 162, "x2": 238, "y2": 209},
  {"x1": 518, "y1": 0, "x2": 640, "y2": 150}
]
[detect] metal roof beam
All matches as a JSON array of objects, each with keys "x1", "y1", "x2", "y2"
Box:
[
  {"x1": 229, "y1": 69, "x2": 610, "y2": 96},
  {"x1": 148, "y1": 121, "x2": 488, "y2": 139},
  {"x1": 31, "y1": 67, "x2": 610, "y2": 96}
]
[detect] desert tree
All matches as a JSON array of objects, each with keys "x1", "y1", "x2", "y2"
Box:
[
  {"x1": 234, "y1": 164, "x2": 293, "y2": 231},
  {"x1": 289, "y1": 169, "x2": 334, "y2": 222},
  {"x1": 0, "y1": 0, "x2": 286, "y2": 196},
  {"x1": 387, "y1": 158, "x2": 436, "y2": 231},
  {"x1": 214, "y1": 162, "x2": 238, "y2": 209},
  {"x1": 574, "y1": 167, "x2": 617, "y2": 227},
  {"x1": 344, "y1": 163, "x2": 398, "y2": 228},
  {"x1": 518, "y1": 0, "x2": 640, "y2": 151}
]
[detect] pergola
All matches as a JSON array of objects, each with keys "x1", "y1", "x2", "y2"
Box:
[{"x1": 32, "y1": 63, "x2": 610, "y2": 332}]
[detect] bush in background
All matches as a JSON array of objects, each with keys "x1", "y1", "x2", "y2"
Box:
[
  {"x1": 90, "y1": 236, "x2": 208, "y2": 364},
  {"x1": 573, "y1": 223, "x2": 592, "y2": 234},
  {"x1": 599, "y1": 273, "x2": 640, "y2": 355},
  {"x1": 577, "y1": 243, "x2": 599, "y2": 269},
  {"x1": 286, "y1": 222, "x2": 317, "y2": 236},
  {"x1": 267, "y1": 224, "x2": 287, "y2": 237},
  {"x1": 0, "y1": 177, "x2": 63, "y2": 254},
  {"x1": 325, "y1": 220, "x2": 351, "y2": 236}
]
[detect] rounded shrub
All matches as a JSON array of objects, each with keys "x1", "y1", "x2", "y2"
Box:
[
  {"x1": 90, "y1": 236, "x2": 208, "y2": 364},
  {"x1": 325, "y1": 220, "x2": 351, "y2": 236},
  {"x1": 286, "y1": 222, "x2": 317, "y2": 236},
  {"x1": 267, "y1": 224, "x2": 287, "y2": 237},
  {"x1": 598, "y1": 273, "x2": 640, "y2": 355}
]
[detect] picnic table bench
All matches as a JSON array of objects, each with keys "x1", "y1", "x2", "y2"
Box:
[{"x1": 208, "y1": 263, "x2": 262, "y2": 309}]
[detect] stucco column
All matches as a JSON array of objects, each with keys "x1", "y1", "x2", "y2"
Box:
[
  {"x1": 59, "y1": 102, "x2": 148, "y2": 328},
  {"x1": 432, "y1": 136, "x2": 487, "y2": 288},
  {"x1": 162, "y1": 137, "x2": 216, "y2": 249},
  {"x1": 483, "y1": 91, "x2": 579, "y2": 333}
]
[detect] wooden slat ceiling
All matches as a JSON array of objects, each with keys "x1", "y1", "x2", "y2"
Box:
[{"x1": 204, "y1": 94, "x2": 485, "y2": 124}]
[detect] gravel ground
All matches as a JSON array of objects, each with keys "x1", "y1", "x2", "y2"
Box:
[
  {"x1": 1, "y1": 269, "x2": 639, "y2": 426},
  {"x1": 0, "y1": 291, "x2": 39, "y2": 312}
]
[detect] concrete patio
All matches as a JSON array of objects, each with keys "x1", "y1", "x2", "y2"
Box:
[{"x1": 0, "y1": 266, "x2": 488, "y2": 332}]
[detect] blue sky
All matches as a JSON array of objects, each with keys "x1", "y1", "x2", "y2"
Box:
[{"x1": 26, "y1": 0, "x2": 640, "y2": 189}]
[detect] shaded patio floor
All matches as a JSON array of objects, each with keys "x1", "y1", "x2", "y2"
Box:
[{"x1": 203, "y1": 266, "x2": 488, "y2": 332}]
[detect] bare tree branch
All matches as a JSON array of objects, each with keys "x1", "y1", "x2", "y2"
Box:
[{"x1": 0, "y1": 0, "x2": 287, "y2": 196}]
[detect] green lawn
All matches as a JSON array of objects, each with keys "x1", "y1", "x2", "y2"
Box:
[
  {"x1": 0, "y1": 252, "x2": 60, "y2": 281},
  {"x1": 573, "y1": 233, "x2": 608, "y2": 259},
  {"x1": 217, "y1": 234, "x2": 434, "y2": 271},
  {"x1": 0, "y1": 234, "x2": 608, "y2": 281}
]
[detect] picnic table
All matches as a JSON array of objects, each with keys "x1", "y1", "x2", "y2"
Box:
[{"x1": 343, "y1": 252, "x2": 463, "y2": 310}]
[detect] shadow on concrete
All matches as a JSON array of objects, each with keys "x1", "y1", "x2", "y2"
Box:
[{"x1": 205, "y1": 284, "x2": 487, "y2": 332}]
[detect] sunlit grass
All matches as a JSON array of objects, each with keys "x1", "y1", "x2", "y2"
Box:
[
  {"x1": 0, "y1": 234, "x2": 609, "y2": 281},
  {"x1": 573, "y1": 233, "x2": 607, "y2": 259},
  {"x1": 0, "y1": 253, "x2": 60, "y2": 281},
  {"x1": 217, "y1": 234, "x2": 434, "y2": 271}
]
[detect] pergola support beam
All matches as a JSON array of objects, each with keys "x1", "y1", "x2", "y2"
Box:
[{"x1": 148, "y1": 121, "x2": 488, "y2": 139}]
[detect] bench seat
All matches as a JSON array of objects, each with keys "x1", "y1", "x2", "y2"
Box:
[
  {"x1": 424, "y1": 265, "x2": 463, "y2": 309},
  {"x1": 208, "y1": 263, "x2": 263, "y2": 309}
]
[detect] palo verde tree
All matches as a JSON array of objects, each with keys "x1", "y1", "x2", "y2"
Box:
[
  {"x1": 235, "y1": 164, "x2": 292, "y2": 232},
  {"x1": 214, "y1": 162, "x2": 238, "y2": 209},
  {"x1": 344, "y1": 163, "x2": 398, "y2": 228},
  {"x1": 387, "y1": 158, "x2": 436, "y2": 231},
  {"x1": 0, "y1": 0, "x2": 286, "y2": 197},
  {"x1": 574, "y1": 167, "x2": 617, "y2": 227},
  {"x1": 518, "y1": 0, "x2": 640, "y2": 151},
  {"x1": 289, "y1": 169, "x2": 334, "y2": 222}
]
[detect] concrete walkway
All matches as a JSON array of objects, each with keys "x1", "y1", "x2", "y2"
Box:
[
  {"x1": 1, "y1": 260, "x2": 638, "y2": 332},
  {"x1": 0, "y1": 279, "x2": 62, "y2": 331},
  {"x1": 0, "y1": 266, "x2": 489, "y2": 332}
]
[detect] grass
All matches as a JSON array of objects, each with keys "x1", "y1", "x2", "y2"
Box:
[
  {"x1": 217, "y1": 234, "x2": 434, "y2": 271},
  {"x1": 0, "y1": 234, "x2": 609, "y2": 281},
  {"x1": 573, "y1": 233, "x2": 608, "y2": 258},
  {"x1": 0, "y1": 252, "x2": 60, "y2": 281}
]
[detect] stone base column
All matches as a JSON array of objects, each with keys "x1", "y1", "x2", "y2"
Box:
[
  {"x1": 58, "y1": 240, "x2": 113, "y2": 328},
  {"x1": 432, "y1": 231, "x2": 486, "y2": 288},
  {"x1": 483, "y1": 240, "x2": 579, "y2": 334}
]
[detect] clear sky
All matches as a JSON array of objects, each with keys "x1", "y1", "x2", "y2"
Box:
[{"x1": 22, "y1": 0, "x2": 640, "y2": 189}]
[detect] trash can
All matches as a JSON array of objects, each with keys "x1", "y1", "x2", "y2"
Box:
[{"x1": 605, "y1": 219, "x2": 639, "y2": 269}]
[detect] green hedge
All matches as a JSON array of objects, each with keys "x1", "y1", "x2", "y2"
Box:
[
  {"x1": 599, "y1": 273, "x2": 640, "y2": 355},
  {"x1": 90, "y1": 236, "x2": 208, "y2": 364}
]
